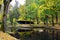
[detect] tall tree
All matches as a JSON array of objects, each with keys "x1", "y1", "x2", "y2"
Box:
[
  {"x1": 1, "y1": 0, "x2": 12, "y2": 32},
  {"x1": 9, "y1": 0, "x2": 20, "y2": 27}
]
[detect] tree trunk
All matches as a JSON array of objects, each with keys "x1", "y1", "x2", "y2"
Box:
[
  {"x1": 36, "y1": 17, "x2": 39, "y2": 24},
  {"x1": 55, "y1": 13, "x2": 58, "y2": 24},
  {"x1": 44, "y1": 19, "x2": 46, "y2": 25},
  {"x1": 1, "y1": 0, "x2": 11, "y2": 32},
  {"x1": 45, "y1": 15, "x2": 48, "y2": 26},
  {"x1": 0, "y1": 5, "x2": 1, "y2": 10},
  {"x1": 51, "y1": 14, "x2": 54, "y2": 26}
]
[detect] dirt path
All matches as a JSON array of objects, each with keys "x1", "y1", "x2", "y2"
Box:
[{"x1": 0, "y1": 31, "x2": 18, "y2": 40}]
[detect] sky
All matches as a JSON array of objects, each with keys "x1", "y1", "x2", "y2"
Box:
[{"x1": 10, "y1": 0, "x2": 26, "y2": 7}]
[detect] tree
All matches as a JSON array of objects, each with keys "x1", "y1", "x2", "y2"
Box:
[
  {"x1": 39, "y1": 0, "x2": 60, "y2": 26},
  {"x1": 0, "y1": 0, "x2": 2, "y2": 10},
  {"x1": 26, "y1": 0, "x2": 40, "y2": 24},
  {"x1": 19, "y1": 0, "x2": 60, "y2": 26},
  {"x1": 18, "y1": 5, "x2": 26, "y2": 21},
  {"x1": 9, "y1": 0, "x2": 20, "y2": 27},
  {"x1": 1, "y1": 0, "x2": 12, "y2": 32}
]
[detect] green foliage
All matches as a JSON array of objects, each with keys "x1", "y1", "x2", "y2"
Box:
[
  {"x1": 18, "y1": 0, "x2": 60, "y2": 25},
  {"x1": 9, "y1": 9, "x2": 20, "y2": 25},
  {"x1": 0, "y1": 0, "x2": 3, "y2": 4}
]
